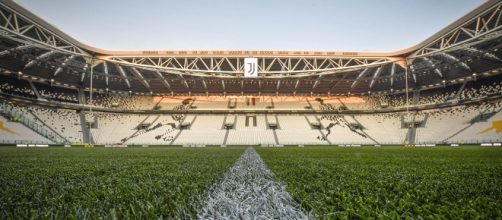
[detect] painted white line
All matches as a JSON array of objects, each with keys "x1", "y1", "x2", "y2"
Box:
[{"x1": 198, "y1": 147, "x2": 310, "y2": 219}]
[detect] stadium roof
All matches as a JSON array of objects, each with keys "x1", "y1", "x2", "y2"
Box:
[
  {"x1": 12, "y1": 0, "x2": 482, "y2": 52},
  {"x1": 0, "y1": 0, "x2": 501, "y2": 96}
]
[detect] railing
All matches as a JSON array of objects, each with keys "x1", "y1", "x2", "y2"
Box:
[
  {"x1": 116, "y1": 141, "x2": 400, "y2": 146},
  {"x1": 0, "y1": 104, "x2": 66, "y2": 144},
  {"x1": 98, "y1": 140, "x2": 502, "y2": 146},
  {"x1": 416, "y1": 139, "x2": 502, "y2": 145},
  {"x1": 0, "y1": 139, "x2": 53, "y2": 145}
]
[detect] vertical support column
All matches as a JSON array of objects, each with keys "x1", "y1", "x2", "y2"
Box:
[
  {"x1": 87, "y1": 57, "x2": 94, "y2": 145},
  {"x1": 77, "y1": 87, "x2": 86, "y2": 105},
  {"x1": 404, "y1": 59, "x2": 412, "y2": 145},
  {"x1": 412, "y1": 90, "x2": 420, "y2": 105}
]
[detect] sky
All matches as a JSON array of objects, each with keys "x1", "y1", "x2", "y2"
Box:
[{"x1": 14, "y1": 0, "x2": 483, "y2": 52}]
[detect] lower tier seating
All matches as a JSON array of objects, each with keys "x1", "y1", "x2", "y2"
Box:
[{"x1": 1, "y1": 102, "x2": 501, "y2": 145}]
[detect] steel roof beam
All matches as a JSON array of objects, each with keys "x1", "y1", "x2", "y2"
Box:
[
  {"x1": 115, "y1": 64, "x2": 131, "y2": 88},
  {"x1": 350, "y1": 68, "x2": 369, "y2": 89},
  {"x1": 421, "y1": 57, "x2": 443, "y2": 78},
  {"x1": 178, "y1": 73, "x2": 190, "y2": 91},
  {"x1": 328, "y1": 72, "x2": 350, "y2": 94},
  {"x1": 24, "y1": 50, "x2": 57, "y2": 69},
  {"x1": 131, "y1": 67, "x2": 151, "y2": 91},
  {"x1": 258, "y1": 80, "x2": 262, "y2": 95},
  {"x1": 202, "y1": 79, "x2": 208, "y2": 94},
  {"x1": 102, "y1": 61, "x2": 109, "y2": 86},
  {"x1": 154, "y1": 71, "x2": 172, "y2": 92},
  {"x1": 221, "y1": 79, "x2": 226, "y2": 93},
  {"x1": 276, "y1": 80, "x2": 281, "y2": 94},
  {"x1": 464, "y1": 47, "x2": 502, "y2": 62},
  {"x1": 80, "y1": 63, "x2": 88, "y2": 82},
  {"x1": 438, "y1": 52, "x2": 471, "y2": 71},
  {"x1": 390, "y1": 63, "x2": 396, "y2": 87},
  {"x1": 54, "y1": 55, "x2": 76, "y2": 76},
  {"x1": 409, "y1": 65, "x2": 418, "y2": 84},
  {"x1": 0, "y1": 44, "x2": 32, "y2": 57},
  {"x1": 369, "y1": 67, "x2": 382, "y2": 89},
  {"x1": 311, "y1": 76, "x2": 321, "y2": 94}
]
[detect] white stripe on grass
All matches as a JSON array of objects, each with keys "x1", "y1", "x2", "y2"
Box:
[{"x1": 198, "y1": 147, "x2": 310, "y2": 220}]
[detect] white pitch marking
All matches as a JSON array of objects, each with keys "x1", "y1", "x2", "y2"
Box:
[{"x1": 198, "y1": 147, "x2": 310, "y2": 220}]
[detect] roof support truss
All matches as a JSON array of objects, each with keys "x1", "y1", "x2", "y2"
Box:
[
  {"x1": 411, "y1": 1, "x2": 502, "y2": 58},
  {"x1": 0, "y1": 1, "x2": 89, "y2": 56},
  {"x1": 105, "y1": 56, "x2": 394, "y2": 78}
]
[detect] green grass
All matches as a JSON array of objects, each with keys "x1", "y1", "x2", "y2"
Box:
[
  {"x1": 0, "y1": 147, "x2": 245, "y2": 219},
  {"x1": 257, "y1": 146, "x2": 502, "y2": 219}
]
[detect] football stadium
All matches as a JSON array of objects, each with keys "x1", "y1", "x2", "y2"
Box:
[{"x1": 0, "y1": 0, "x2": 501, "y2": 219}]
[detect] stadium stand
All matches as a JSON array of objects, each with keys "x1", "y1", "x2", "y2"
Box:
[
  {"x1": 0, "y1": 0, "x2": 501, "y2": 146},
  {"x1": 354, "y1": 114, "x2": 407, "y2": 144},
  {"x1": 1, "y1": 96, "x2": 501, "y2": 145},
  {"x1": 29, "y1": 106, "x2": 82, "y2": 143},
  {"x1": 225, "y1": 115, "x2": 276, "y2": 145},
  {"x1": 1, "y1": 75, "x2": 502, "y2": 145},
  {"x1": 89, "y1": 113, "x2": 146, "y2": 144},
  {"x1": 174, "y1": 115, "x2": 227, "y2": 145},
  {"x1": 0, "y1": 115, "x2": 52, "y2": 144},
  {"x1": 275, "y1": 115, "x2": 325, "y2": 145}
]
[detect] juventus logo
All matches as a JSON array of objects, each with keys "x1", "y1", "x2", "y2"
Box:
[
  {"x1": 244, "y1": 58, "x2": 258, "y2": 77},
  {"x1": 246, "y1": 63, "x2": 256, "y2": 75}
]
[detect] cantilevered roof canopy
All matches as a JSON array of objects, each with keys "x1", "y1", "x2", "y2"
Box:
[{"x1": 0, "y1": 0, "x2": 501, "y2": 96}]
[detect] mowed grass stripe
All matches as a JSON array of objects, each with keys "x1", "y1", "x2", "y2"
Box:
[
  {"x1": 257, "y1": 146, "x2": 502, "y2": 219},
  {"x1": 198, "y1": 147, "x2": 309, "y2": 219},
  {"x1": 0, "y1": 147, "x2": 245, "y2": 219}
]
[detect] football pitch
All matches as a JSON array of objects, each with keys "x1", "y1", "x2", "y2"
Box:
[
  {"x1": 0, "y1": 146, "x2": 501, "y2": 219},
  {"x1": 257, "y1": 146, "x2": 502, "y2": 219},
  {"x1": 0, "y1": 147, "x2": 244, "y2": 219}
]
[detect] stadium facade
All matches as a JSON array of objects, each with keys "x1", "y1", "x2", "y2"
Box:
[{"x1": 0, "y1": 0, "x2": 501, "y2": 146}]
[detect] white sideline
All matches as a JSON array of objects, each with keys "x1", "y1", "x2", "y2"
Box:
[{"x1": 198, "y1": 147, "x2": 310, "y2": 220}]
